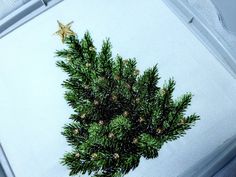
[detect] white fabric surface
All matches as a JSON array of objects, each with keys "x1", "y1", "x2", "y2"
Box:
[
  {"x1": 187, "y1": 0, "x2": 236, "y2": 54},
  {"x1": 0, "y1": 0, "x2": 30, "y2": 20},
  {"x1": 0, "y1": 0, "x2": 236, "y2": 177}
]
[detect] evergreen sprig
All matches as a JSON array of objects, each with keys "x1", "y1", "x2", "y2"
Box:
[{"x1": 56, "y1": 31, "x2": 199, "y2": 177}]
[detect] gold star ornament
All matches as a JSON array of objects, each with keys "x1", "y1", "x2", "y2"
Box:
[{"x1": 55, "y1": 20, "x2": 76, "y2": 43}]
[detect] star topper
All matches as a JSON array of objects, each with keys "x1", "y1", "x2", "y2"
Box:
[{"x1": 55, "y1": 20, "x2": 76, "y2": 43}]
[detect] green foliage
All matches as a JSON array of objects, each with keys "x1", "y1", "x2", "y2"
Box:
[{"x1": 56, "y1": 31, "x2": 199, "y2": 177}]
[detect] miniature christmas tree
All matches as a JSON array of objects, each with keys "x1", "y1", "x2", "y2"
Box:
[{"x1": 55, "y1": 21, "x2": 199, "y2": 177}]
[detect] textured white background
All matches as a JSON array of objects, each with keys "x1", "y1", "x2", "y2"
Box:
[
  {"x1": 0, "y1": 0, "x2": 30, "y2": 19},
  {"x1": 188, "y1": 0, "x2": 236, "y2": 50},
  {"x1": 0, "y1": 0, "x2": 236, "y2": 177}
]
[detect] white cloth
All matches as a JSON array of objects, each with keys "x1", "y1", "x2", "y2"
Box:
[
  {"x1": 0, "y1": 0, "x2": 30, "y2": 20},
  {"x1": 179, "y1": 135, "x2": 236, "y2": 177},
  {"x1": 187, "y1": 0, "x2": 236, "y2": 52}
]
